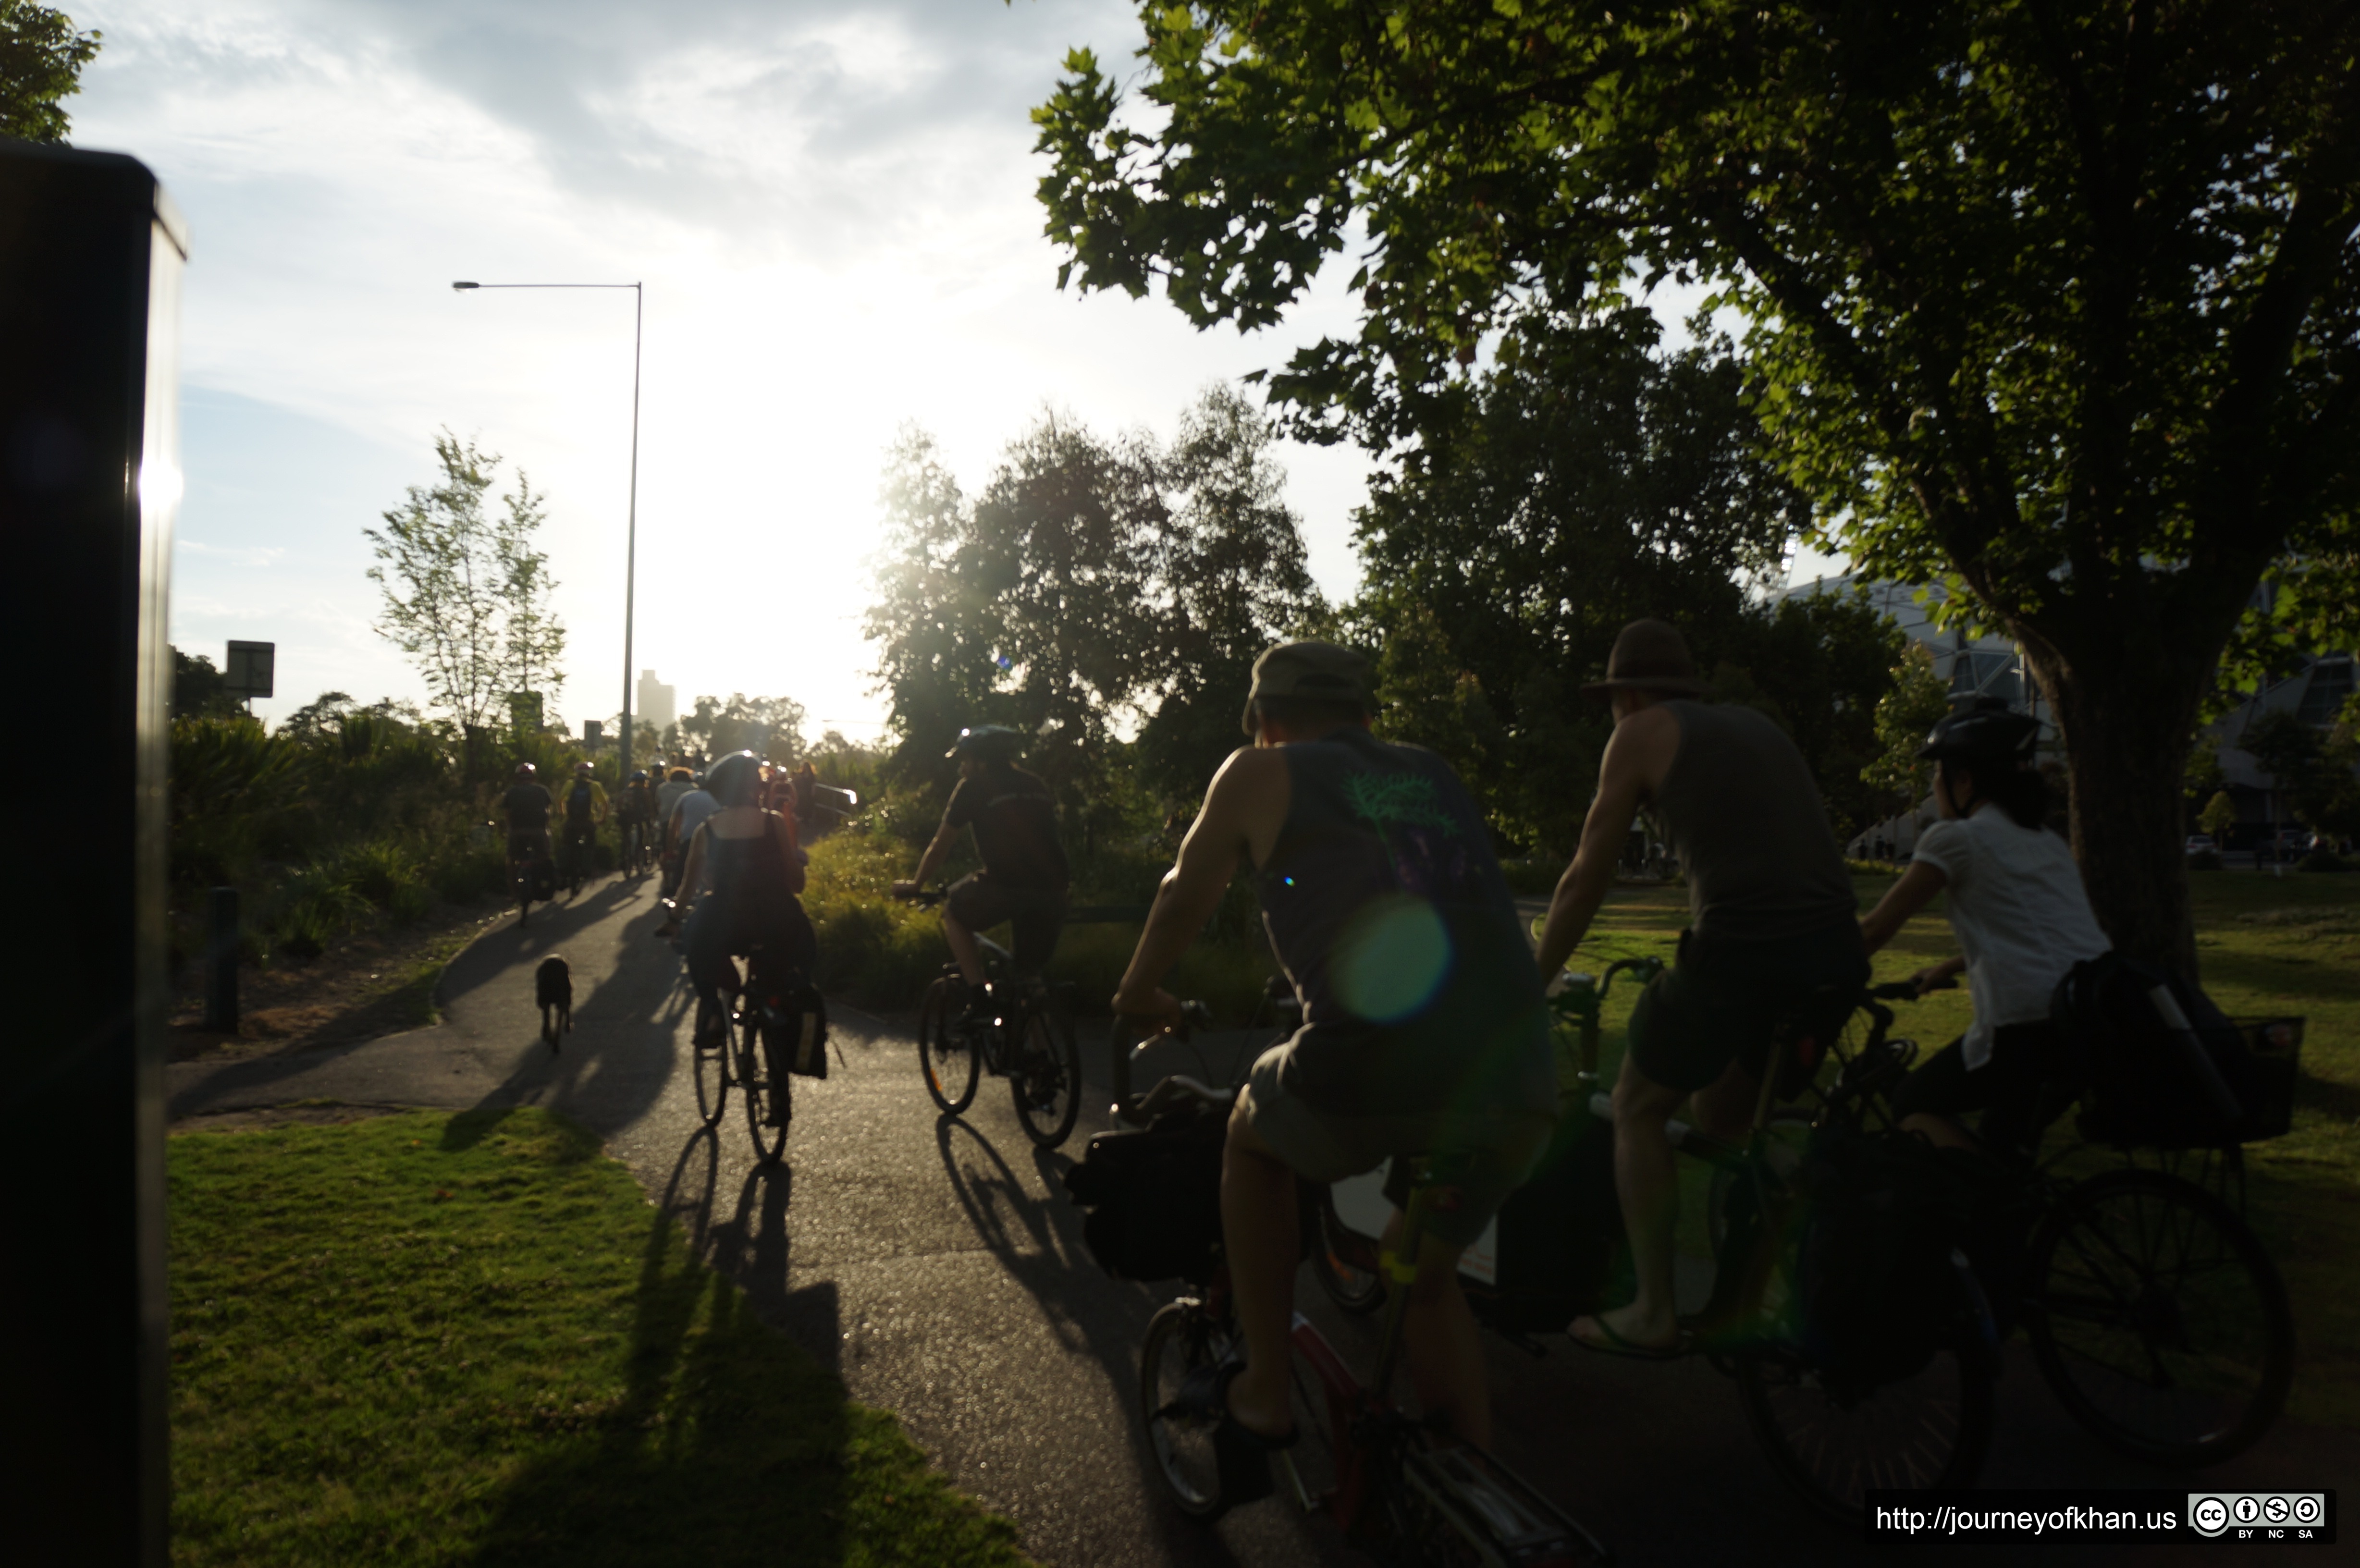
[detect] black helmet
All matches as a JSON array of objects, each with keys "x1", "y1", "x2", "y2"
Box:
[
  {"x1": 706, "y1": 750, "x2": 764, "y2": 808},
  {"x1": 629, "y1": 769, "x2": 648, "y2": 782},
  {"x1": 1918, "y1": 698, "x2": 2040, "y2": 768},
  {"x1": 946, "y1": 724, "x2": 1023, "y2": 763}
]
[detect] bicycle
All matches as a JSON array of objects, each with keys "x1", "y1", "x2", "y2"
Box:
[
  {"x1": 674, "y1": 900, "x2": 816, "y2": 1167},
  {"x1": 1853, "y1": 984, "x2": 2298, "y2": 1472},
  {"x1": 506, "y1": 829, "x2": 555, "y2": 927},
  {"x1": 619, "y1": 814, "x2": 653, "y2": 877},
  {"x1": 562, "y1": 822, "x2": 595, "y2": 897},
  {"x1": 1132, "y1": 1071, "x2": 1614, "y2": 1565},
  {"x1": 897, "y1": 888, "x2": 1085, "y2": 1149}
]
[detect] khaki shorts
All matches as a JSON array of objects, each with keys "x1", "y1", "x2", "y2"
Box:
[{"x1": 1240, "y1": 1045, "x2": 1550, "y2": 1251}]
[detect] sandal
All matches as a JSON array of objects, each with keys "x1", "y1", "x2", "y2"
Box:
[
  {"x1": 1167, "y1": 1359, "x2": 1296, "y2": 1506},
  {"x1": 1568, "y1": 1313, "x2": 1692, "y2": 1361}
]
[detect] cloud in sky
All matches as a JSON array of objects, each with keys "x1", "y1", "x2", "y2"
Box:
[{"x1": 74, "y1": 0, "x2": 1377, "y2": 735}]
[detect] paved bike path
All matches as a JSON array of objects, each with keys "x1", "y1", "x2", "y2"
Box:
[{"x1": 169, "y1": 879, "x2": 2352, "y2": 1566}]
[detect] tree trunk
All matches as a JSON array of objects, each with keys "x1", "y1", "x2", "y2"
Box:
[{"x1": 2027, "y1": 642, "x2": 2203, "y2": 978}]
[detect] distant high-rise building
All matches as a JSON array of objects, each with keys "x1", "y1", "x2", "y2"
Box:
[{"x1": 637, "y1": 668, "x2": 676, "y2": 735}]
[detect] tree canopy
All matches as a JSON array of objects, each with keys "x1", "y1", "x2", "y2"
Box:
[
  {"x1": 1035, "y1": 0, "x2": 2360, "y2": 966},
  {"x1": 0, "y1": 1, "x2": 99, "y2": 145}
]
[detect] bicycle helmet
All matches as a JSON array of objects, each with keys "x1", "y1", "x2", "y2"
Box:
[
  {"x1": 945, "y1": 724, "x2": 1023, "y2": 763},
  {"x1": 574, "y1": 760, "x2": 594, "y2": 777},
  {"x1": 706, "y1": 750, "x2": 764, "y2": 808},
  {"x1": 1918, "y1": 698, "x2": 2040, "y2": 767},
  {"x1": 514, "y1": 762, "x2": 536, "y2": 779},
  {"x1": 629, "y1": 769, "x2": 649, "y2": 782}
]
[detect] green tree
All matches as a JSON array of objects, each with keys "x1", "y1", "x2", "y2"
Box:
[
  {"x1": 0, "y1": 0, "x2": 99, "y2": 144},
  {"x1": 1034, "y1": 0, "x2": 2360, "y2": 969},
  {"x1": 1136, "y1": 384, "x2": 1325, "y2": 801},
  {"x1": 365, "y1": 433, "x2": 566, "y2": 736},
  {"x1": 679, "y1": 693, "x2": 809, "y2": 764},
  {"x1": 170, "y1": 647, "x2": 245, "y2": 720},
  {"x1": 2199, "y1": 790, "x2": 2241, "y2": 842},
  {"x1": 1865, "y1": 644, "x2": 1954, "y2": 816}
]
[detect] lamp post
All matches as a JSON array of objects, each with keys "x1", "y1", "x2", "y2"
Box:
[{"x1": 451, "y1": 279, "x2": 643, "y2": 770}]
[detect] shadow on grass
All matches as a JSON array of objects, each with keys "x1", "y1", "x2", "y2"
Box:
[{"x1": 461, "y1": 1122, "x2": 851, "y2": 1568}]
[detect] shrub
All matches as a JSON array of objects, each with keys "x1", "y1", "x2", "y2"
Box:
[
  {"x1": 2188, "y1": 849, "x2": 2226, "y2": 871},
  {"x1": 1845, "y1": 857, "x2": 1903, "y2": 877},
  {"x1": 341, "y1": 839, "x2": 418, "y2": 908},
  {"x1": 2298, "y1": 850, "x2": 2351, "y2": 874}
]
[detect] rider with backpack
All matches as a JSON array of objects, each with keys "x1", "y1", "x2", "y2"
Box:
[
  {"x1": 560, "y1": 761, "x2": 609, "y2": 889},
  {"x1": 1858, "y1": 700, "x2": 2112, "y2": 1154}
]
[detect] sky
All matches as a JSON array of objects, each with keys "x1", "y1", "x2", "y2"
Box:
[{"x1": 73, "y1": 0, "x2": 1834, "y2": 741}]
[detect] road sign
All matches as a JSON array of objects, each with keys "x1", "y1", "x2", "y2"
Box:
[{"x1": 224, "y1": 640, "x2": 274, "y2": 699}]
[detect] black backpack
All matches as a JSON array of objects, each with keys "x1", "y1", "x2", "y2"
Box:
[
  {"x1": 1062, "y1": 1099, "x2": 1228, "y2": 1284},
  {"x1": 566, "y1": 779, "x2": 597, "y2": 825},
  {"x1": 2053, "y1": 953, "x2": 2294, "y2": 1148}
]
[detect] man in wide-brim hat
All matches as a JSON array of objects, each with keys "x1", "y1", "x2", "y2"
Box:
[{"x1": 1535, "y1": 619, "x2": 1867, "y2": 1359}]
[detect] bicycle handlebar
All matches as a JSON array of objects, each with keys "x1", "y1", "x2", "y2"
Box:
[
  {"x1": 1867, "y1": 977, "x2": 1959, "y2": 1001},
  {"x1": 893, "y1": 887, "x2": 946, "y2": 908}
]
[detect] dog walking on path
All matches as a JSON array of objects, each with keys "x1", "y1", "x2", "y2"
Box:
[{"x1": 536, "y1": 955, "x2": 573, "y2": 1051}]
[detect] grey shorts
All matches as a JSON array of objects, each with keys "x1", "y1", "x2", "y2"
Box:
[{"x1": 1241, "y1": 1044, "x2": 1549, "y2": 1251}]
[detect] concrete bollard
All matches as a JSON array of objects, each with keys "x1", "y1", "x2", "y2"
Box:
[{"x1": 203, "y1": 886, "x2": 239, "y2": 1033}]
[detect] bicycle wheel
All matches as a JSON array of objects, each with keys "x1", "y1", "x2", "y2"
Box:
[
  {"x1": 1140, "y1": 1299, "x2": 1230, "y2": 1519},
  {"x1": 691, "y1": 995, "x2": 729, "y2": 1127},
  {"x1": 1735, "y1": 1255, "x2": 1996, "y2": 1525},
  {"x1": 2024, "y1": 1168, "x2": 2292, "y2": 1467},
  {"x1": 1282, "y1": 1335, "x2": 1346, "y2": 1511},
  {"x1": 1308, "y1": 1186, "x2": 1385, "y2": 1316},
  {"x1": 1011, "y1": 990, "x2": 1084, "y2": 1149},
  {"x1": 918, "y1": 978, "x2": 980, "y2": 1115},
  {"x1": 741, "y1": 1015, "x2": 789, "y2": 1166}
]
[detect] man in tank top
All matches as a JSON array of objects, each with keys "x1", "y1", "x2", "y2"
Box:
[
  {"x1": 1113, "y1": 641, "x2": 1552, "y2": 1485},
  {"x1": 1534, "y1": 619, "x2": 1867, "y2": 1360}
]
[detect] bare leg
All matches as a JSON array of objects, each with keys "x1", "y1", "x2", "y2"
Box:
[
  {"x1": 1689, "y1": 1057, "x2": 1762, "y2": 1145},
  {"x1": 940, "y1": 910, "x2": 986, "y2": 987},
  {"x1": 1571, "y1": 1052, "x2": 1685, "y2": 1351},
  {"x1": 1221, "y1": 1096, "x2": 1300, "y2": 1440},
  {"x1": 1381, "y1": 1209, "x2": 1490, "y2": 1446}
]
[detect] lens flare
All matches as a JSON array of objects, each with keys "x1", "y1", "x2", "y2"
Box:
[{"x1": 1332, "y1": 894, "x2": 1451, "y2": 1023}]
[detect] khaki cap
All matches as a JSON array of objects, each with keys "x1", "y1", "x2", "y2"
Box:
[
  {"x1": 1240, "y1": 640, "x2": 1375, "y2": 735},
  {"x1": 1580, "y1": 619, "x2": 1710, "y2": 698}
]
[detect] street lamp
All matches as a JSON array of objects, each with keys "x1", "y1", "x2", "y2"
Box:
[{"x1": 450, "y1": 279, "x2": 644, "y2": 771}]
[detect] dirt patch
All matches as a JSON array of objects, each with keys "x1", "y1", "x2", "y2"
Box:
[{"x1": 168, "y1": 901, "x2": 507, "y2": 1066}]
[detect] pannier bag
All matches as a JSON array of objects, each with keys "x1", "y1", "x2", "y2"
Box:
[
  {"x1": 781, "y1": 984, "x2": 830, "y2": 1079},
  {"x1": 1062, "y1": 1096, "x2": 1227, "y2": 1284},
  {"x1": 1789, "y1": 1124, "x2": 1987, "y2": 1388},
  {"x1": 1447, "y1": 1105, "x2": 1628, "y2": 1332},
  {"x1": 2053, "y1": 954, "x2": 2300, "y2": 1148}
]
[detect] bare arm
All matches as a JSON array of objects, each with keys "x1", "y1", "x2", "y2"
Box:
[
  {"x1": 1534, "y1": 707, "x2": 1674, "y2": 978},
  {"x1": 896, "y1": 819, "x2": 961, "y2": 894},
  {"x1": 1112, "y1": 749, "x2": 1277, "y2": 1020},
  {"x1": 1858, "y1": 860, "x2": 1950, "y2": 955}
]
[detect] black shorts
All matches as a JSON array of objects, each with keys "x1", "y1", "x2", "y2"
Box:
[
  {"x1": 1889, "y1": 1021, "x2": 2082, "y2": 1154},
  {"x1": 507, "y1": 828, "x2": 551, "y2": 862},
  {"x1": 945, "y1": 874, "x2": 1067, "y2": 974},
  {"x1": 1625, "y1": 922, "x2": 1868, "y2": 1093}
]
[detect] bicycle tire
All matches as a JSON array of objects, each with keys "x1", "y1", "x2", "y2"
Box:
[
  {"x1": 1140, "y1": 1299, "x2": 1229, "y2": 1519},
  {"x1": 1735, "y1": 1254, "x2": 1996, "y2": 1525},
  {"x1": 918, "y1": 978, "x2": 981, "y2": 1115},
  {"x1": 691, "y1": 995, "x2": 730, "y2": 1127},
  {"x1": 1011, "y1": 990, "x2": 1084, "y2": 1149},
  {"x1": 1308, "y1": 1186, "x2": 1385, "y2": 1316},
  {"x1": 2023, "y1": 1168, "x2": 2292, "y2": 1467},
  {"x1": 742, "y1": 1014, "x2": 789, "y2": 1166}
]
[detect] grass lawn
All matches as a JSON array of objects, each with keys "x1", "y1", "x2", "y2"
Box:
[
  {"x1": 170, "y1": 1107, "x2": 1032, "y2": 1567},
  {"x1": 1560, "y1": 869, "x2": 2360, "y2": 1429}
]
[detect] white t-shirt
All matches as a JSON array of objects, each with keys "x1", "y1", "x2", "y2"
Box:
[{"x1": 1911, "y1": 805, "x2": 2112, "y2": 1071}]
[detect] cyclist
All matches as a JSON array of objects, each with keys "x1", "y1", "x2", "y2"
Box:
[
  {"x1": 501, "y1": 762, "x2": 555, "y2": 886},
  {"x1": 616, "y1": 768, "x2": 655, "y2": 869},
  {"x1": 1859, "y1": 700, "x2": 2111, "y2": 1154},
  {"x1": 1112, "y1": 640, "x2": 1552, "y2": 1486},
  {"x1": 674, "y1": 751, "x2": 817, "y2": 1123},
  {"x1": 1533, "y1": 618, "x2": 1866, "y2": 1360},
  {"x1": 558, "y1": 760, "x2": 609, "y2": 887},
  {"x1": 892, "y1": 725, "x2": 1068, "y2": 1017},
  {"x1": 663, "y1": 770, "x2": 720, "y2": 900}
]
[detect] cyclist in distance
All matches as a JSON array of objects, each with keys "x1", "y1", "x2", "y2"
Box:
[
  {"x1": 1858, "y1": 700, "x2": 2111, "y2": 1154},
  {"x1": 892, "y1": 724, "x2": 1069, "y2": 1015},
  {"x1": 617, "y1": 768, "x2": 654, "y2": 865},
  {"x1": 559, "y1": 760, "x2": 609, "y2": 886},
  {"x1": 674, "y1": 751, "x2": 816, "y2": 1117},
  {"x1": 664, "y1": 770, "x2": 721, "y2": 900},
  {"x1": 1112, "y1": 641, "x2": 1553, "y2": 1485},
  {"x1": 1533, "y1": 618, "x2": 1868, "y2": 1360},
  {"x1": 501, "y1": 761, "x2": 554, "y2": 874}
]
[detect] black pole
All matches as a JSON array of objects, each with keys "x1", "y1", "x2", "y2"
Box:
[
  {"x1": 204, "y1": 886, "x2": 240, "y2": 1032},
  {"x1": 0, "y1": 142, "x2": 184, "y2": 1565}
]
